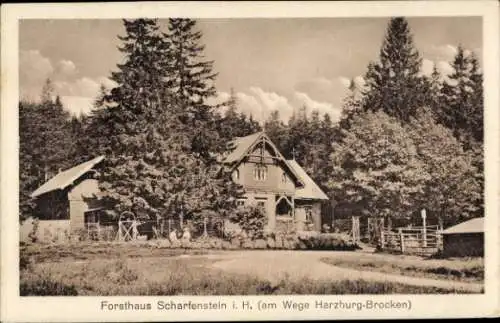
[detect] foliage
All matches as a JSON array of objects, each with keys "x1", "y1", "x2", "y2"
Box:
[
  {"x1": 81, "y1": 19, "x2": 243, "y2": 224},
  {"x1": 296, "y1": 233, "x2": 357, "y2": 250},
  {"x1": 360, "y1": 17, "x2": 427, "y2": 122},
  {"x1": 328, "y1": 111, "x2": 427, "y2": 218},
  {"x1": 327, "y1": 109, "x2": 481, "y2": 222},
  {"x1": 20, "y1": 271, "x2": 78, "y2": 296},
  {"x1": 19, "y1": 82, "x2": 75, "y2": 221},
  {"x1": 228, "y1": 205, "x2": 267, "y2": 239},
  {"x1": 439, "y1": 46, "x2": 483, "y2": 148},
  {"x1": 217, "y1": 88, "x2": 262, "y2": 143},
  {"x1": 405, "y1": 109, "x2": 482, "y2": 220}
]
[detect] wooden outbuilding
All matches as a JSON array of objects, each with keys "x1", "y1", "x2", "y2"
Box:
[
  {"x1": 29, "y1": 156, "x2": 106, "y2": 240},
  {"x1": 441, "y1": 217, "x2": 484, "y2": 257}
]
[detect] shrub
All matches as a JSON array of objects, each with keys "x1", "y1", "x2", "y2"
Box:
[
  {"x1": 20, "y1": 272, "x2": 78, "y2": 296},
  {"x1": 296, "y1": 233, "x2": 357, "y2": 251},
  {"x1": 28, "y1": 218, "x2": 39, "y2": 243},
  {"x1": 228, "y1": 205, "x2": 267, "y2": 240}
]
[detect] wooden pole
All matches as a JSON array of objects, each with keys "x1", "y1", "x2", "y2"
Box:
[
  {"x1": 421, "y1": 209, "x2": 427, "y2": 247},
  {"x1": 203, "y1": 217, "x2": 208, "y2": 237},
  {"x1": 399, "y1": 228, "x2": 405, "y2": 253}
]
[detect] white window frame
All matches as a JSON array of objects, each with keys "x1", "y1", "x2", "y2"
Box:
[{"x1": 253, "y1": 164, "x2": 268, "y2": 181}]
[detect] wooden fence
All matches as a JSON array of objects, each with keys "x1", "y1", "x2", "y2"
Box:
[{"x1": 381, "y1": 225, "x2": 442, "y2": 255}]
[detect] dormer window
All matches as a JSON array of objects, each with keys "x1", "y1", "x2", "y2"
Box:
[{"x1": 253, "y1": 164, "x2": 267, "y2": 181}]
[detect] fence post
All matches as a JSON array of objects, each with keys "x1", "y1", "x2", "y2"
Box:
[
  {"x1": 168, "y1": 219, "x2": 172, "y2": 234},
  {"x1": 421, "y1": 209, "x2": 427, "y2": 247},
  {"x1": 380, "y1": 228, "x2": 385, "y2": 249},
  {"x1": 203, "y1": 217, "x2": 208, "y2": 237},
  {"x1": 399, "y1": 228, "x2": 405, "y2": 253}
]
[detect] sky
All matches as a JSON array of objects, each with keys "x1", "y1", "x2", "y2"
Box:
[{"x1": 19, "y1": 17, "x2": 482, "y2": 123}]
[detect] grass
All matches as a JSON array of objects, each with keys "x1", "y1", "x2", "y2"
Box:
[
  {"x1": 20, "y1": 246, "x2": 480, "y2": 296},
  {"x1": 20, "y1": 241, "x2": 211, "y2": 264},
  {"x1": 320, "y1": 253, "x2": 484, "y2": 283}
]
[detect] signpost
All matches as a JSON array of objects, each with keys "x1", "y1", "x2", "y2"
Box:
[{"x1": 421, "y1": 209, "x2": 427, "y2": 247}]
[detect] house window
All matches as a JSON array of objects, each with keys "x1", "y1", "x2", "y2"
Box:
[
  {"x1": 253, "y1": 165, "x2": 267, "y2": 181},
  {"x1": 281, "y1": 171, "x2": 287, "y2": 183},
  {"x1": 305, "y1": 206, "x2": 313, "y2": 223},
  {"x1": 255, "y1": 197, "x2": 267, "y2": 210},
  {"x1": 236, "y1": 199, "x2": 246, "y2": 207},
  {"x1": 233, "y1": 169, "x2": 240, "y2": 181}
]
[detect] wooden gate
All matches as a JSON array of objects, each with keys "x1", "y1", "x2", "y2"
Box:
[{"x1": 381, "y1": 225, "x2": 442, "y2": 255}]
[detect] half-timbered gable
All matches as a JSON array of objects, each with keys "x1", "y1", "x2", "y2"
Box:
[{"x1": 223, "y1": 132, "x2": 329, "y2": 233}]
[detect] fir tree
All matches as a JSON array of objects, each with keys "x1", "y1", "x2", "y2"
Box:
[
  {"x1": 19, "y1": 90, "x2": 73, "y2": 220},
  {"x1": 83, "y1": 19, "x2": 242, "y2": 230},
  {"x1": 165, "y1": 18, "x2": 217, "y2": 119},
  {"x1": 440, "y1": 46, "x2": 483, "y2": 149},
  {"x1": 360, "y1": 17, "x2": 426, "y2": 122}
]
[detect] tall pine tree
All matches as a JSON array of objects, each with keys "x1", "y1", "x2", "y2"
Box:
[
  {"x1": 360, "y1": 17, "x2": 426, "y2": 122},
  {"x1": 440, "y1": 46, "x2": 483, "y2": 149}
]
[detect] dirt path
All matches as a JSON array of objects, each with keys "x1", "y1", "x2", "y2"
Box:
[{"x1": 208, "y1": 250, "x2": 483, "y2": 293}]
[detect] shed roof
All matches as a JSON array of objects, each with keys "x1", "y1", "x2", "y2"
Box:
[
  {"x1": 31, "y1": 156, "x2": 104, "y2": 198},
  {"x1": 442, "y1": 217, "x2": 484, "y2": 235},
  {"x1": 286, "y1": 160, "x2": 329, "y2": 200}
]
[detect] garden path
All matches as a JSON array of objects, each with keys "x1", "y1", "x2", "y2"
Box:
[{"x1": 204, "y1": 250, "x2": 483, "y2": 293}]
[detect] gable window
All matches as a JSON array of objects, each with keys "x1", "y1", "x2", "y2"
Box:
[
  {"x1": 253, "y1": 164, "x2": 267, "y2": 181},
  {"x1": 233, "y1": 169, "x2": 240, "y2": 181},
  {"x1": 281, "y1": 171, "x2": 287, "y2": 184}
]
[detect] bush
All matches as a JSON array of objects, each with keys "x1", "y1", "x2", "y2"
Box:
[
  {"x1": 296, "y1": 233, "x2": 357, "y2": 251},
  {"x1": 228, "y1": 205, "x2": 267, "y2": 240},
  {"x1": 20, "y1": 272, "x2": 78, "y2": 296},
  {"x1": 28, "y1": 218, "x2": 39, "y2": 243}
]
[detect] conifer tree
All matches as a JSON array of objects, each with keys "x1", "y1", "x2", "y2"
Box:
[
  {"x1": 82, "y1": 19, "x2": 242, "y2": 231},
  {"x1": 360, "y1": 17, "x2": 426, "y2": 122},
  {"x1": 165, "y1": 18, "x2": 217, "y2": 118},
  {"x1": 440, "y1": 46, "x2": 483, "y2": 149},
  {"x1": 19, "y1": 83, "x2": 73, "y2": 220}
]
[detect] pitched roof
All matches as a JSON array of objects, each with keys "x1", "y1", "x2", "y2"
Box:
[
  {"x1": 223, "y1": 132, "x2": 263, "y2": 164},
  {"x1": 222, "y1": 132, "x2": 304, "y2": 186},
  {"x1": 442, "y1": 217, "x2": 484, "y2": 234},
  {"x1": 31, "y1": 156, "x2": 104, "y2": 198},
  {"x1": 286, "y1": 160, "x2": 329, "y2": 200}
]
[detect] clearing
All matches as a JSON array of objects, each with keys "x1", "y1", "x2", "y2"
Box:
[{"x1": 20, "y1": 243, "x2": 484, "y2": 295}]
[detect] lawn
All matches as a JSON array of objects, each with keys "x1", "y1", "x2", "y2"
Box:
[
  {"x1": 20, "y1": 242, "x2": 481, "y2": 295},
  {"x1": 320, "y1": 252, "x2": 484, "y2": 283}
]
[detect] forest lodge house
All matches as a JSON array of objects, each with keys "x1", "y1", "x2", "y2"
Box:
[{"x1": 29, "y1": 132, "x2": 329, "y2": 237}]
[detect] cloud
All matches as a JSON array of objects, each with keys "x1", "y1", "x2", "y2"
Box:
[
  {"x1": 420, "y1": 59, "x2": 435, "y2": 76},
  {"x1": 427, "y1": 44, "x2": 458, "y2": 62},
  {"x1": 19, "y1": 50, "x2": 54, "y2": 99},
  {"x1": 214, "y1": 86, "x2": 343, "y2": 124},
  {"x1": 250, "y1": 87, "x2": 293, "y2": 113},
  {"x1": 353, "y1": 76, "x2": 366, "y2": 88},
  {"x1": 55, "y1": 76, "x2": 116, "y2": 98},
  {"x1": 436, "y1": 61, "x2": 454, "y2": 76},
  {"x1": 338, "y1": 76, "x2": 351, "y2": 88},
  {"x1": 294, "y1": 92, "x2": 342, "y2": 122},
  {"x1": 57, "y1": 59, "x2": 77, "y2": 75},
  {"x1": 294, "y1": 76, "x2": 348, "y2": 108},
  {"x1": 60, "y1": 96, "x2": 95, "y2": 116}
]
